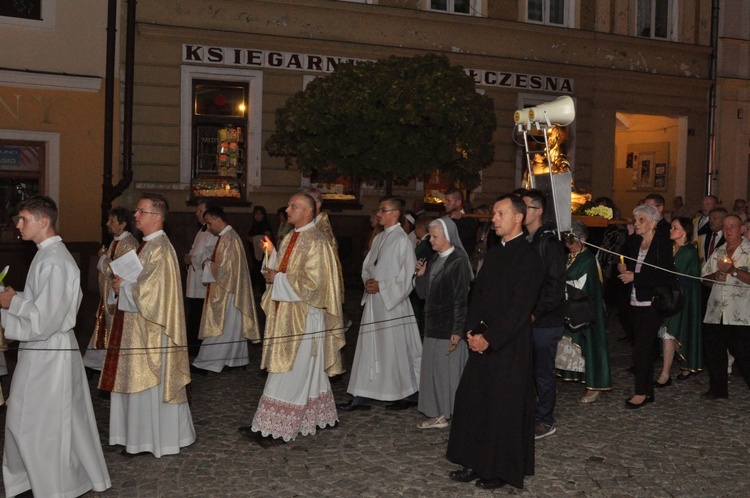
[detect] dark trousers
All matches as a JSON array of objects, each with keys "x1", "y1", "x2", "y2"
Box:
[
  {"x1": 703, "y1": 322, "x2": 750, "y2": 397},
  {"x1": 533, "y1": 326, "x2": 564, "y2": 425},
  {"x1": 632, "y1": 305, "x2": 663, "y2": 397},
  {"x1": 186, "y1": 297, "x2": 205, "y2": 356}
]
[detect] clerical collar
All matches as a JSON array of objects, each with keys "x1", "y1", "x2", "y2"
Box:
[
  {"x1": 501, "y1": 232, "x2": 524, "y2": 246},
  {"x1": 295, "y1": 221, "x2": 316, "y2": 233},
  {"x1": 37, "y1": 235, "x2": 62, "y2": 250},
  {"x1": 143, "y1": 229, "x2": 164, "y2": 241},
  {"x1": 219, "y1": 225, "x2": 232, "y2": 236},
  {"x1": 438, "y1": 246, "x2": 455, "y2": 258},
  {"x1": 114, "y1": 231, "x2": 130, "y2": 241}
]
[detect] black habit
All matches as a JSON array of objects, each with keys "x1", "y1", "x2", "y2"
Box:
[{"x1": 446, "y1": 234, "x2": 544, "y2": 489}]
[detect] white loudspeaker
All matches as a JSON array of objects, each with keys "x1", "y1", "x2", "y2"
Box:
[{"x1": 514, "y1": 96, "x2": 575, "y2": 129}]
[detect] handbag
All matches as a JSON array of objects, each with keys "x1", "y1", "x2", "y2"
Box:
[
  {"x1": 652, "y1": 279, "x2": 683, "y2": 317},
  {"x1": 564, "y1": 284, "x2": 596, "y2": 330},
  {"x1": 651, "y1": 240, "x2": 684, "y2": 317},
  {"x1": 555, "y1": 335, "x2": 585, "y2": 372}
]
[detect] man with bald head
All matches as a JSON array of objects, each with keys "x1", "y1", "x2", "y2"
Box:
[{"x1": 240, "y1": 193, "x2": 345, "y2": 446}]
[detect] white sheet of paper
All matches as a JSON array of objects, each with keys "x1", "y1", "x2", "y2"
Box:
[{"x1": 108, "y1": 249, "x2": 143, "y2": 282}]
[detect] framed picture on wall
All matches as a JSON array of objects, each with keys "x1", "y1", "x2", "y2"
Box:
[{"x1": 626, "y1": 142, "x2": 669, "y2": 191}]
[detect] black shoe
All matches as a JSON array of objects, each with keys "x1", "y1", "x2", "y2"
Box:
[
  {"x1": 120, "y1": 449, "x2": 151, "y2": 458},
  {"x1": 654, "y1": 377, "x2": 672, "y2": 388},
  {"x1": 336, "y1": 400, "x2": 371, "y2": 412},
  {"x1": 190, "y1": 365, "x2": 208, "y2": 376},
  {"x1": 475, "y1": 478, "x2": 507, "y2": 489},
  {"x1": 677, "y1": 371, "x2": 697, "y2": 381},
  {"x1": 701, "y1": 391, "x2": 728, "y2": 400},
  {"x1": 449, "y1": 468, "x2": 479, "y2": 483},
  {"x1": 625, "y1": 395, "x2": 654, "y2": 409},
  {"x1": 385, "y1": 399, "x2": 416, "y2": 411},
  {"x1": 85, "y1": 366, "x2": 98, "y2": 381}
]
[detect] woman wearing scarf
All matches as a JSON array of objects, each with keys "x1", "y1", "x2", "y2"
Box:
[{"x1": 414, "y1": 217, "x2": 473, "y2": 429}]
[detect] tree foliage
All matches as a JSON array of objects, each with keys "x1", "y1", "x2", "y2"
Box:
[{"x1": 265, "y1": 53, "x2": 496, "y2": 191}]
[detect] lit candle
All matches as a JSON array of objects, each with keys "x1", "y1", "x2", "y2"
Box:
[
  {"x1": 619, "y1": 255, "x2": 625, "y2": 266},
  {"x1": 263, "y1": 239, "x2": 269, "y2": 270}
]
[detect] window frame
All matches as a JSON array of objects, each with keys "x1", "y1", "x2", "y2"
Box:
[
  {"x1": 425, "y1": 0, "x2": 484, "y2": 17},
  {"x1": 524, "y1": 0, "x2": 576, "y2": 28},
  {"x1": 180, "y1": 66, "x2": 263, "y2": 194},
  {"x1": 635, "y1": 0, "x2": 677, "y2": 41},
  {"x1": 0, "y1": 0, "x2": 55, "y2": 31}
]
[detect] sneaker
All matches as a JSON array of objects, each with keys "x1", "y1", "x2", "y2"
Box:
[{"x1": 534, "y1": 422, "x2": 556, "y2": 440}]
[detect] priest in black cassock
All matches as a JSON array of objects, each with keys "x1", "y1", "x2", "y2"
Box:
[{"x1": 446, "y1": 194, "x2": 545, "y2": 490}]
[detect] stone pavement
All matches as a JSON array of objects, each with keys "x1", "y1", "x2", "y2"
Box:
[{"x1": 2, "y1": 305, "x2": 750, "y2": 497}]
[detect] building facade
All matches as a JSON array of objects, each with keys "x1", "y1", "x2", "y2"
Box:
[{"x1": 3, "y1": 1, "x2": 748, "y2": 273}]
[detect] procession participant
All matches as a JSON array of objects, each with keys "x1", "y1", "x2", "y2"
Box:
[
  {"x1": 0, "y1": 195, "x2": 111, "y2": 497},
  {"x1": 101, "y1": 193, "x2": 196, "y2": 457},
  {"x1": 447, "y1": 194, "x2": 544, "y2": 490},
  {"x1": 183, "y1": 199, "x2": 217, "y2": 356},
  {"x1": 193, "y1": 206, "x2": 259, "y2": 373},
  {"x1": 240, "y1": 193, "x2": 345, "y2": 445},
  {"x1": 84, "y1": 206, "x2": 138, "y2": 373},
  {"x1": 338, "y1": 196, "x2": 422, "y2": 411}
]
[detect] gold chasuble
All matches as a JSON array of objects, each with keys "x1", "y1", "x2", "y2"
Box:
[
  {"x1": 90, "y1": 233, "x2": 138, "y2": 350},
  {"x1": 99, "y1": 233, "x2": 190, "y2": 404},
  {"x1": 199, "y1": 227, "x2": 259, "y2": 341},
  {"x1": 315, "y1": 212, "x2": 345, "y2": 303},
  {"x1": 260, "y1": 225, "x2": 345, "y2": 375}
]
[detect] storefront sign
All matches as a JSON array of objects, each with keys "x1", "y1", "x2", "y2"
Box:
[{"x1": 182, "y1": 44, "x2": 574, "y2": 93}]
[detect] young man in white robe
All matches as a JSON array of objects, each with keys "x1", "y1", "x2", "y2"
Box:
[
  {"x1": 338, "y1": 196, "x2": 423, "y2": 411},
  {"x1": 0, "y1": 195, "x2": 111, "y2": 497},
  {"x1": 192, "y1": 205, "x2": 259, "y2": 373},
  {"x1": 103, "y1": 193, "x2": 196, "y2": 457},
  {"x1": 239, "y1": 193, "x2": 345, "y2": 446}
]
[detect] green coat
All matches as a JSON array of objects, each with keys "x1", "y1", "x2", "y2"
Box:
[
  {"x1": 662, "y1": 243, "x2": 703, "y2": 372},
  {"x1": 559, "y1": 249, "x2": 612, "y2": 390}
]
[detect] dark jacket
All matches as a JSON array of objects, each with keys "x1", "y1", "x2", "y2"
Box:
[
  {"x1": 415, "y1": 248, "x2": 472, "y2": 340},
  {"x1": 528, "y1": 223, "x2": 566, "y2": 328},
  {"x1": 622, "y1": 230, "x2": 674, "y2": 302}
]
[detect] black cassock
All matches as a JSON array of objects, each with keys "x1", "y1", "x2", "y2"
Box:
[{"x1": 446, "y1": 234, "x2": 544, "y2": 489}]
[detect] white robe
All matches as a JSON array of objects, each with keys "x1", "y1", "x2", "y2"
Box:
[
  {"x1": 0, "y1": 236, "x2": 111, "y2": 498},
  {"x1": 186, "y1": 227, "x2": 217, "y2": 299},
  {"x1": 348, "y1": 224, "x2": 422, "y2": 401},
  {"x1": 192, "y1": 293, "x2": 249, "y2": 372},
  {"x1": 110, "y1": 230, "x2": 196, "y2": 458},
  {"x1": 251, "y1": 249, "x2": 338, "y2": 441}
]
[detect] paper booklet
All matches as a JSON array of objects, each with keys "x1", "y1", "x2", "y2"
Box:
[{"x1": 108, "y1": 249, "x2": 143, "y2": 282}]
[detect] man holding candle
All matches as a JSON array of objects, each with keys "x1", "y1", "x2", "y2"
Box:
[
  {"x1": 0, "y1": 195, "x2": 111, "y2": 497},
  {"x1": 239, "y1": 193, "x2": 345, "y2": 445},
  {"x1": 701, "y1": 214, "x2": 750, "y2": 399},
  {"x1": 193, "y1": 206, "x2": 259, "y2": 373}
]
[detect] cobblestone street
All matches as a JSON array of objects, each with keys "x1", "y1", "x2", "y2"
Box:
[{"x1": 1, "y1": 298, "x2": 749, "y2": 497}]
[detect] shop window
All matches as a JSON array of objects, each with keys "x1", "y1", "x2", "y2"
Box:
[
  {"x1": 427, "y1": 0, "x2": 482, "y2": 16},
  {"x1": 190, "y1": 80, "x2": 247, "y2": 200},
  {"x1": 180, "y1": 66, "x2": 262, "y2": 200},
  {"x1": 526, "y1": 0, "x2": 573, "y2": 27},
  {"x1": 0, "y1": 140, "x2": 44, "y2": 241},
  {"x1": 636, "y1": 0, "x2": 674, "y2": 40}
]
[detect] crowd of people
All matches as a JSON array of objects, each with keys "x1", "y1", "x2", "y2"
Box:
[{"x1": 0, "y1": 188, "x2": 749, "y2": 496}]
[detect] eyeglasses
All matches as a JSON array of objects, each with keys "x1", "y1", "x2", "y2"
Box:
[
  {"x1": 378, "y1": 208, "x2": 397, "y2": 213},
  {"x1": 133, "y1": 208, "x2": 159, "y2": 216}
]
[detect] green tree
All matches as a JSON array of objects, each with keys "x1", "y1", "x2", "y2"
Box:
[{"x1": 265, "y1": 53, "x2": 496, "y2": 195}]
